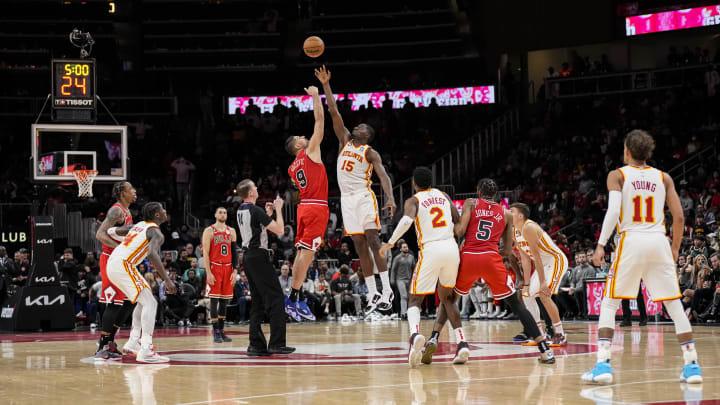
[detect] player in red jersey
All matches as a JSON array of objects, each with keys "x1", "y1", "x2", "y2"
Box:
[
  {"x1": 93, "y1": 181, "x2": 137, "y2": 360},
  {"x1": 203, "y1": 206, "x2": 239, "y2": 343},
  {"x1": 422, "y1": 179, "x2": 555, "y2": 365},
  {"x1": 284, "y1": 85, "x2": 327, "y2": 321}
]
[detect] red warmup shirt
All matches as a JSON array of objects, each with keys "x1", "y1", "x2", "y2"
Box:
[
  {"x1": 288, "y1": 149, "x2": 328, "y2": 203},
  {"x1": 462, "y1": 199, "x2": 505, "y2": 254}
]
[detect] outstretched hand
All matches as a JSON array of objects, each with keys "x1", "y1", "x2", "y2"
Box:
[
  {"x1": 314, "y1": 65, "x2": 331, "y2": 84},
  {"x1": 379, "y1": 242, "x2": 394, "y2": 259}
]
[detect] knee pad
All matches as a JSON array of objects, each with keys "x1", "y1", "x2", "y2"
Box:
[{"x1": 598, "y1": 297, "x2": 621, "y2": 330}]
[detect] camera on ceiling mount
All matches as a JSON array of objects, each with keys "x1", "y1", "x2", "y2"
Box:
[{"x1": 69, "y1": 28, "x2": 95, "y2": 58}]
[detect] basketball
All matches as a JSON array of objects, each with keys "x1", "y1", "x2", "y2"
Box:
[{"x1": 303, "y1": 36, "x2": 324, "y2": 58}]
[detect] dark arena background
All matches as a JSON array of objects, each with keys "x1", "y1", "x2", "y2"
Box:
[{"x1": 0, "y1": 0, "x2": 719, "y2": 403}]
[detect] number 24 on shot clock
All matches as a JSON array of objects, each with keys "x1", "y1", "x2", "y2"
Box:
[{"x1": 52, "y1": 58, "x2": 96, "y2": 108}]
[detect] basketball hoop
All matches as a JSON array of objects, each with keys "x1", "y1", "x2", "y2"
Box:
[{"x1": 72, "y1": 169, "x2": 98, "y2": 198}]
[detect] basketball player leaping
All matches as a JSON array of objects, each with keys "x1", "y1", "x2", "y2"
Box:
[
  {"x1": 203, "y1": 207, "x2": 239, "y2": 344},
  {"x1": 315, "y1": 65, "x2": 397, "y2": 315},
  {"x1": 107, "y1": 202, "x2": 176, "y2": 363},
  {"x1": 380, "y1": 167, "x2": 464, "y2": 367},
  {"x1": 93, "y1": 181, "x2": 137, "y2": 360},
  {"x1": 284, "y1": 85, "x2": 327, "y2": 321},
  {"x1": 421, "y1": 179, "x2": 556, "y2": 365},
  {"x1": 509, "y1": 202, "x2": 568, "y2": 347},
  {"x1": 582, "y1": 130, "x2": 702, "y2": 384}
]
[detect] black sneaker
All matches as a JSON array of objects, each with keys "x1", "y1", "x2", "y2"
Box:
[
  {"x1": 220, "y1": 331, "x2": 232, "y2": 342},
  {"x1": 638, "y1": 319, "x2": 648, "y2": 326},
  {"x1": 452, "y1": 341, "x2": 470, "y2": 364},
  {"x1": 268, "y1": 346, "x2": 296, "y2": 354},
  {"x1": 107, "y1": 341, "x2": 123, "y2": 358},
  {"x1": 213, "y1": 331, "x2": 223, "y2": 344},
  {"x1": 513, "y1": 332, "x2": 529, "y2": 342},
  {"x1": 94, "y1": 344, "x2": 122, "y2": 361},
  {"x1": 619, "y1": 320, "x2": 632, "y2": 327},
  {"x1": 247, "y1": 347, "x2": 272, "y2": 357}
]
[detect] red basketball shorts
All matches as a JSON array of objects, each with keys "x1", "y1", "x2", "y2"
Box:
[
  {"x1": 295, "y1": 203, "x2": 329, "y2": 252},
  {"x1": 454, "y1": 251, "x2": 515, "y2": 300},
  {"x1": 208, "y1": 262, "x2": 234, "y2": 299},
  {"x1": 99, "y1": 252, "x2": 127, "y2": 305}
]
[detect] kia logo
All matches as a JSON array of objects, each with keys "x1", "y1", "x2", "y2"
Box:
[
  {"x1": 36, "y1": 239, "x2": 52, "y2": 244},
  {"x1": 25, "y1": 295, "x2": 65, "y2": 307}
]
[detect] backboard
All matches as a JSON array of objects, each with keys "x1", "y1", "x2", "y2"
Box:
[{"x1": 31, "y1": 124, "x2": 128, "y2": 183}]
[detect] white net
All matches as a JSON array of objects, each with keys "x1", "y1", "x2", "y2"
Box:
[{"x1": 72, "y1": 170, "x2": 98, "y2": 198}]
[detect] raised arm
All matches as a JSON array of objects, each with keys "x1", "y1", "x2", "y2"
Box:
[
  {"x1": 305, "y1": 86, "x2": 325, "y2": 163},
  {"x1": 315, "y1": 65, "x2": 351, "y2": 145},
  {"x1": 454, "y1": 198, "x2": 476, "y2": 237},
  {"x1": 96, "y1": 206, "x2": 126, "y2": 248},
  {"x1": 664, "y1": 172, "x2": 684, "y2": 263},
  {"x1": 366, "y1": 149, "x2": 397, "y2": 218},
  {"x1": 265, "y1": 196, "x2": 286, "y2": 235},
  {"x1": 147, "y1": 227, "x2": 175, "y2": 294}
]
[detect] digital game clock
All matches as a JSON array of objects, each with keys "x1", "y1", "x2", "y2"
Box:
[{"x1": 52, "y1": 59, "x2": 96, "y2": 109}]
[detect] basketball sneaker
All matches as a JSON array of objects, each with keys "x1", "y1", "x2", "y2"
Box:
[
  {"x1": 408, "y1": 333, "x2": 425, "y2": 368},
  {"x1": 94, "y1": 343, "x2": 123, "y2": 361},
  {"x1": 513, "y1": 332, "x2": 529, "y2": 342},
  {"x1": 284, "y1": 297, "x2": 302, "y2": 322},
  {"x1": 680, "y1": 362, "x2": 703, "y2": 384},
  {"x1": 122, "y1": 339, "x2": 141, "y2": 356},
  {"x1": 452, "y1": 341, "x2": 470, "y2": 364},
  {"x1": 581, "y1": 361, "x2": 614, "y2": 384},
  {"x1": 378, "y1": 290, "x2": 394, "y2": 311},
  {"x1": 421, "y1": 337, "x2": 438, "y2": 365},
  {"x1": 363, "y1": 292, "x2": 382, "y2": 319},
  {"x1": 136, "y1": 345, "x2": 170, "y2": 364},
  {"x1": 213, "y1": 330, "x2": 223, "y2": 344},
  {"x1": 549, "y1": 333, "x2": 567, "y2": 347},
  {"x1": 538, "y1": 349, "x2": 556, "y2": 364},
  {"x1": 220, "y1": 331, "x2": 232, "y2": 343},
  {"x1": 295, "y1": 299, "x2": 316, "y2": 321}
]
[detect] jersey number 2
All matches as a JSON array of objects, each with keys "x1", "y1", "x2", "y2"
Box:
[
  {"x1": 430, "y1": 207, "x2": 447, "y2": 228},
  {"x1": 631, "y1": 195, "x2": 655, "y2": 223},
  {"x1": 295, "y1": 169, "x2": 307, "y2": 188}
]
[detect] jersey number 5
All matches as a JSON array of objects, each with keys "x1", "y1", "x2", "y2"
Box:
[
  {"x1": 295, "y1": 169, "x2": 307, "y2": 188},
  {"x1": 430, "y1": 207, "x2": 447, "y2": 228},
  {"x1": 631, "y1": 195, "x2": 655, "y2": 223},
  {"x1": 476, "y1": 220, "x2": 493, "y2": 241}
]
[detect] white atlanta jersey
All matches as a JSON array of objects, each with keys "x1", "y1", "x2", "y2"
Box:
[
  {"x1": 109, "y1": 221, "x2": 158, "y2": 265},
  {"x1": 337, "y1": 140, "x2": 373, "y2": 195},
  {"x1": 413, "y1": 188, "x2": 454, "y2": 247},
  {"x1": 617, "y1": 165, "x2": 666, "y2": 234}
]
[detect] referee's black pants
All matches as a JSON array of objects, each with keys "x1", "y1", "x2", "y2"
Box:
[{"x1": 244, "y1": 249, "x2": 287, "y2": 349}]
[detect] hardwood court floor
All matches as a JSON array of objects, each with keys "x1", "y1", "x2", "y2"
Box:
[{"x1": 1, "y1": 320, "x2": 720, "y2": 404}]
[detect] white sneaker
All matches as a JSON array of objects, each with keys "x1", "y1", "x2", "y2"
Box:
[
  {"x1": 136, "y1": 345, "x2": 170, "y2": 363},
  {"x1": 408, "y1": 333, "x2": 425, "y2": 368},
  {"x1": 470, "y1": 312, "x2": 481, "y2": 319},
  {"x1": 496, "y1": 310, "x2": 508, "y2": 319},
  {"x1": 122, "y1": 339, "x2": 141, "y2": 356}
]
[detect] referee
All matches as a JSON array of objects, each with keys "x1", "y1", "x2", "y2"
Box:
[{"x1": 236, "y1": 179, "x2": 295, "y2": 356}]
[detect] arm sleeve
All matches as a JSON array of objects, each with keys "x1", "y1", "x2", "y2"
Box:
[
  {"x1": 388, "y1": 216, "x2": 414, "y2": 245},
  {"x1": 598, "y1": 190, "x2": 622, "y2": 246}
]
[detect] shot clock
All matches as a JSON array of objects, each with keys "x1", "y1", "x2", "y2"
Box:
[{"x1": 51, "y1": 59, "x2": 97, "y2": 122}]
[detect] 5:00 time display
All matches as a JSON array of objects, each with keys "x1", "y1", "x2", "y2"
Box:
[{"x1": 60, "y1": 63, "x2": 90, "y2": 96}]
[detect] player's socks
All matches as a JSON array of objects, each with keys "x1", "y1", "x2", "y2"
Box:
[
  {"x1": 219, "y1": 318, "x2": 224, "y2": 330},
  {"x1": 289, "y1": 288, "x2": 300, "y2": 303},
  {"x1": 681, "y1": 341, "x2": 698, "y2": 365},
  {"x1": 379, "y1": 271, "x2": 390, "y2": 293},
  {"x1": 366, "y1": 276, "x2": 377, "y2": 297},
  {"x1": 212, "y1": 320, "x2": 219, "y2": 331},
  {"x1": 597, "y1": 338, "x2": 612, "y2": 362},
  {"x1": 429, "y1": 331, "x2": 440, "y2": 342},
  {"x1": 553, "y1": 322, "x2": 564, "y2": 335},
  {"x1": 407, "y1": 307, "x2": 421, "y2": 335},
  {"x1": 453, "y1": 327, "x2": 466, "y2": 343},
  {"x1": 98, "y1": 333, "x2": 112, "y2": 350},
  {"x1": 538, "y1": 340, "x2": 550, "y2": 353}
]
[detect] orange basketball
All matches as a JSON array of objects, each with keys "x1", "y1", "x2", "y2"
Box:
[{"x1": 303, "y1": 36, "x2": 325, "y2": 58}]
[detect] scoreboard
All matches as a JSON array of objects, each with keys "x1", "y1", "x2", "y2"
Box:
[{"x1": 51, "y1": 59, "x2": 96, "y2": 121}]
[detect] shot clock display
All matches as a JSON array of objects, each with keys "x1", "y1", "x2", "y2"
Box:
[{"x1": 52, "y1": 59, "x2": 96, "y2": 109}]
